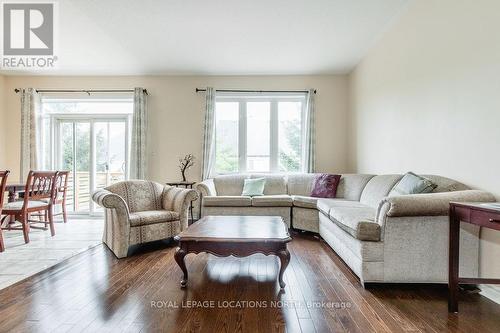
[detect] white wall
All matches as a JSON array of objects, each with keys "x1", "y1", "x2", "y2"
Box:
[
  {"x1": 2, "y1": 75, "x2": 349, "y2": 182},
  {"x1": 349, "y1": 0, "x2": 500, "y2": 277}
]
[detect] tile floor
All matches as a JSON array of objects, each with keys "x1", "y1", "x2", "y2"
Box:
[{"x1": 0, "y1": 218, "x2": 103, "y2": 290}]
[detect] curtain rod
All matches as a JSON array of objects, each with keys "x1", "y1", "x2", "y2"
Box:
[
  {"x1": 195, "y1": 88, "x2": 316, "y2": 94},
  {"x1": 14, "y1": 88, "x2": 148, "y2": 95}
]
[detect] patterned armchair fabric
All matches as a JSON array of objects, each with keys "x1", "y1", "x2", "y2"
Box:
[{"x1": 92, "y1": 180, "x2": 198, "y2": 258}]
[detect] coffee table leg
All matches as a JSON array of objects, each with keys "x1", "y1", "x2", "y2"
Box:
[
  {"x1": 277, "y1": 248, "x2": 290, "y2": 289},
  {"x1": 175, "y1": 247, "x2": 188, "y2": 288}
]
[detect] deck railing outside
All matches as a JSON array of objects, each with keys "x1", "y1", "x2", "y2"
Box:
[{"x1": 66, "y1": 171, "x2": 125, "y2": 212}]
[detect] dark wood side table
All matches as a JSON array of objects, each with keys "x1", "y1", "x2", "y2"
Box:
[
  {"x1": 449, "y1": 202, "x2": 500, "y2": 312},
  {"x1": 166, "y1": 181, "x2": 197, "y2": 223}
]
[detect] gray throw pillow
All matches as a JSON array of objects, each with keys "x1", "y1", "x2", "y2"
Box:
[{"x1": 388, "y1": 172, "x2": 437, "y2": 197}]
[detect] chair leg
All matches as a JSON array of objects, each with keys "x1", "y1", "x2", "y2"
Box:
[
  {"x1": 62, "y1": 204, "x2": 68, "y2": 223},
  {"x1": 0, "y1": 228, "x2": 5, "y2": 252},
  {"x1": 48, "y1": 208, "x2": 55, "y2": 236},
  {"x1": 21, "y1": 213, "x2": 30, "y2": 244}
]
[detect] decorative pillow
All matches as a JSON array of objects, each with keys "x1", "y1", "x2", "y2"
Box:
[
  {"x1": 241, "y1": 178, "x2": 266, "y2": 196},
  {"x1": 310, "y1": 174, "x2": 342, "y2": 198},
  {"x1": 388, "y1": 172, "x2": 437, "y2": 197}
]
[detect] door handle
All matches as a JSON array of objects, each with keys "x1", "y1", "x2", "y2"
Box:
[{"x1": 489, "y1": 219, "x2": 500, "y2": 223}]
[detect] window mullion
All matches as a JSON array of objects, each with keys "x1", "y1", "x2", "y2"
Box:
[
  {"x1": 238, "y1": 101, "x2": 247, "y2": 173},
  {"x1": 270, "y1": 100, "x2": 279, "y2": 172}
]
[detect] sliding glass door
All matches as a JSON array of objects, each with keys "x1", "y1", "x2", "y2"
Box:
[
  {"x1": 93, "y1": 121, "x2": 128, "y2": 213},
  {"x1": 55, "y1": 117, "x2": 129, "y2": 215}
]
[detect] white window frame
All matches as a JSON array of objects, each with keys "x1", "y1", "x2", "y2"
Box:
[
  {"x1": 40, "y1": 96, "x2": 133, "y2": 216},
  {"x1": 214, "y1": 93, "x2": 307, "y2": 175}
]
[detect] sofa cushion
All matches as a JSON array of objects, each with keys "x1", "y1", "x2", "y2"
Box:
[
  {"x1": 319, "y1": 213, "x2": 384, "y2": 262},
  {"x1": 328, "y1": 206, "x2": 380, "y2": 241},
  {"x1": 287, "y1": 173, "x2": 375, "y2": 200},
  {"x1": 3, "y1": 200, "x2": 48, "y2": 210},
  {"x1": 388, "y1": 172, "x2": 437, "y2": 197},
  {"x1": 421, "y1": 175, "x2": 470, "y2": 193},
  {"x1": 252, "y1": 195, "x2": 293, "y2": 207},
  {"x1": 311, "y1": 174, "x2": 341, "y2": 198},
  {"x1": 316, "y1": 198, "x2": 366, "y2": 216},
  {"x1": 129, "y1": 210, "x2": 180, "y2": 227},
  {"x1": 359, "y1": 174, "x2": 403, "y2": 208},
  {"x1": 242, "y1": 178, "x2": 266, "y2": 196},
  {"x1": 203, "y1": 195, "x2": 252, "y2": 207},
  {"x1": 107, "y1": 180, "x2": 163, "y2": 213},
  {"x1": 213, "y1": 174, "x2": 249, "y2": 196},
  {"x1": 317, "y1": 198, "x2": 337, "y2": 215},
  {"x1": 287, "y1": 173, "x2": 317, "y2": 196},
  {"x1": 317, "y1": 199, "x2": 369, "y2": 216},
  {"x1": 335, "y1": 174, "x2": 375, "y2": 200},
  {"x1": 250, "y1": 174, "x2": 287, "y2": 195},
  {"x1": 292, "y1": 195, "x2": 318, "y2": 209}
]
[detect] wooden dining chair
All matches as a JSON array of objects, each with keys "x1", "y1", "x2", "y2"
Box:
[
  {"x1": 1, "y1": 171, "x2": 58, "y2": 244},
  {"x1": 0, "y1": 170, "x2": 10, "y2": 252},
  {"x1": 51, "y1": 171, "x2": 70, "y2": 223}
]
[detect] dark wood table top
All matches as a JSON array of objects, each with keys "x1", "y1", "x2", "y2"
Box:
[
  {"x1": 450, "y1": 201, "x2": 500, "y2": 232},
  {"x1": 175, "y1": 216, "x2": 291, "y2": 242},
  {"x1": 450, "y1": 201, "x2": 500, "y2": 213},
  {"x1": 5, "y1": 183, "x2": 25, "y2": 189}
]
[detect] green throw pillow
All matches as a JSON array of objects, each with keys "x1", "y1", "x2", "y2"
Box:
[
  {"x1": 388, "y1": 172, "x2": 437, "y2": 197},
  {"x1": 242, "y1": 178, "x2": 266, "y2": 196}
]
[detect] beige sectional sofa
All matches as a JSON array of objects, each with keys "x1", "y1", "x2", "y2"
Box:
[{"x1": 197, "y1": 173, "x2": 496, "y2": 285}]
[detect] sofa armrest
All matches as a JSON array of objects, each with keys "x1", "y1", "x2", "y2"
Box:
[
  {"x1": 162, "y1": 186, "x2": 199, "y2": 230},
  {"x1": 92, "y1": 189, "x2": 130, "y2": 216},
  {"x1": 379, "y1": 190, "x2": 496, "y2": 218},
  {"x1": 196, "y1": 179, "x2": 216, "y2": 197}
]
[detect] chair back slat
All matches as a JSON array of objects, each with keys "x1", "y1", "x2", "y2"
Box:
[
  {"x1": 24, "y1": 171, "x2": 58, "y2": 203},
  {"x1": 0, "y1": 170, "x2": 10, "y2": 211},
  {"x1": 55, "y1": 171, "x2": 70, "y2": 200}
]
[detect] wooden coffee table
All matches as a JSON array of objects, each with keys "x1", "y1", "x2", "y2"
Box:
[{"x1": 174, "y1": 216, "x2": 292, "y2": 289}]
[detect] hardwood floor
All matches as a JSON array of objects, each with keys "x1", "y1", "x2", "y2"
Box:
[{"x1": 0, "y1": 232, "x2": 499, "y2": 333}]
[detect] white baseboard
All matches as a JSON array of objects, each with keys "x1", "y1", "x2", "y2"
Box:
[{"x1": 480, "y1": 285, "x2": 500, "y2": 304}]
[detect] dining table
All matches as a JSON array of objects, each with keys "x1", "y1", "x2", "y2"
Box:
[{"x1": 5, "y1": 182, "x2": 26, "y2": 203}]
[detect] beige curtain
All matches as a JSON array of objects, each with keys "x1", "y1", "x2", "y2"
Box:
[
  {"x1": 130, "y1": 88, "x2": 148, "y2": 180},
  {"x1": 20, "y1": 88, "x2": 40, "y2": 181},
  {"x1": 304, "y1": 89, "x2": 316, "y2": 173},
  {"x1": 201, "y1": 87, "x2": 216, "y2": 180}
]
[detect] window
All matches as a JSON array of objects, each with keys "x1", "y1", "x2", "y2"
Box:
[
  {"x1": 214, "y1": 93, "x2": 307, "y2": 174},
  {"x1": 40, "y1": 96, "x2": 133, "y2": 215}
]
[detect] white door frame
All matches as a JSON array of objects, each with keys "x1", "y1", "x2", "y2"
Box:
[{"x1": 52, "y1": 114, "x2": 130, "y2": 216}]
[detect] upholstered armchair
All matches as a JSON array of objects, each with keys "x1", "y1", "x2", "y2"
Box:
[{"x1": 92, "y1": 180, "x2": 198, "y2": 258}]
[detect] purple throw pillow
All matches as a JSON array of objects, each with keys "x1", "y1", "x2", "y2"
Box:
[{"x1": 310, "y1": 174, "x2": 341, "y2": 198}]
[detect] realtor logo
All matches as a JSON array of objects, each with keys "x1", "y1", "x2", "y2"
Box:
[
  {"x1": 1, "y1": 1, "x2": 57, "y2": 69},
  {"x1": 3, "y1": 3, "x2": 53, "y2": 55}
]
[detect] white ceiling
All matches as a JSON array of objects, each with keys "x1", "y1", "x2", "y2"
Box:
[{"x1": 2, "y1": 0, "x2": 411, "y2": 76}]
